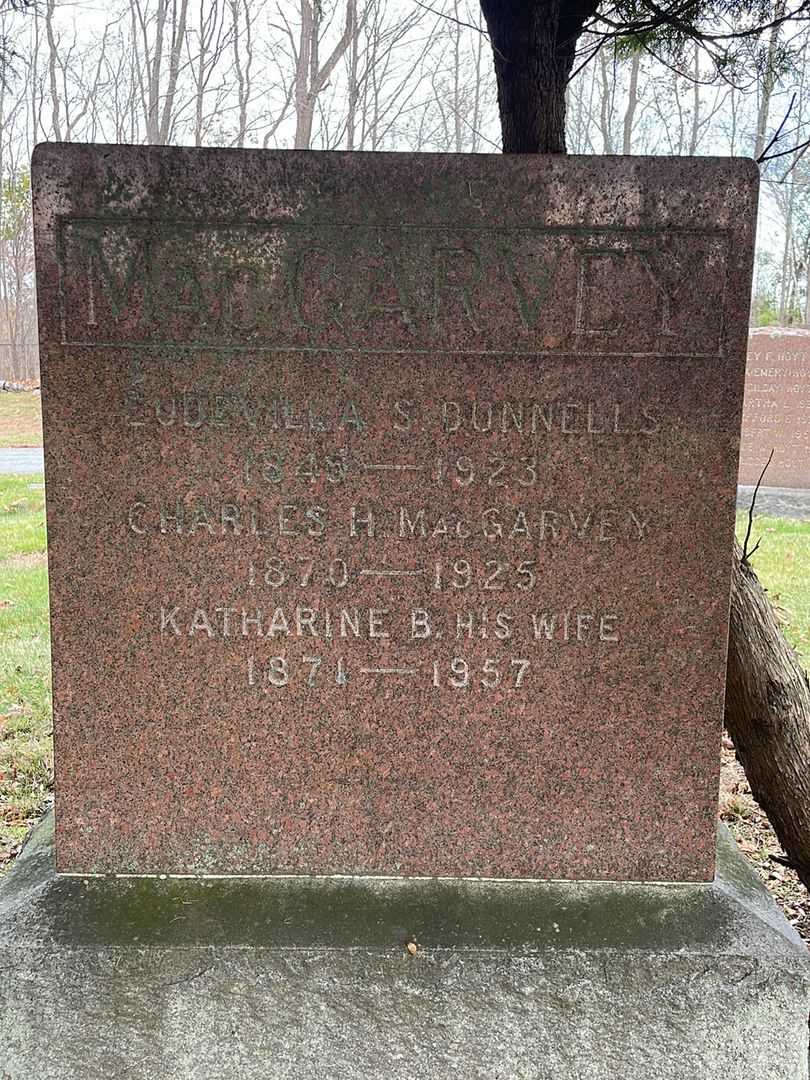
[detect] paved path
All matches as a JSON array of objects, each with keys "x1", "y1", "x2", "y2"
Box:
[
  {"x1": 737, "y1": 485, "x2": 810, "y2": 521},
  {"x1": 0, "y1": 448, "x2": 44, "y2": 474}
]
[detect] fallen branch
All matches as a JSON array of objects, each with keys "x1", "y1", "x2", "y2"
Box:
[
  {"x1": 0, "y1": 380, "x2": 37, "y2": 393},
  {"x1": 725, "y1": 540, "x2": 810, "y2": 891},
  {"x1": 741, "y1": 447, "x2": 774, "y2": 565}
]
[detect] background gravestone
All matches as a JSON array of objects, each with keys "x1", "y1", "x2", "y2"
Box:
[
  {"x1": 33, "y1": 145, "x2": 756, "y2": 880},
  {"x1": 739, "y1": 326, "x2": 810, "y2": 489}
]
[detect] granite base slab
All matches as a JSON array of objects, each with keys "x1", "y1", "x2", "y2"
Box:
[{"x1": 1, "y1": 811, "x2": 808, "y2": 1080}]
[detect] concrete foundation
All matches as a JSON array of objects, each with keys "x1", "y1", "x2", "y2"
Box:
[{"x1": 1, "y1": 811, "x2": 808, "y2": 1080}]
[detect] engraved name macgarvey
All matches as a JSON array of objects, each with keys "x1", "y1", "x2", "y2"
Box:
[{"x1": 58, "y1": 218, "x2": 729, "y2": 355}]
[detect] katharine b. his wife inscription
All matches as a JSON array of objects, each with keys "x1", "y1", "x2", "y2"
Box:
[{"x1": 32, "y1": 145, "x2": 757, "y2": 880}]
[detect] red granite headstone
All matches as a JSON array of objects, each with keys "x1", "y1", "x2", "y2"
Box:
[
  {"x1": 739, "y1": 327, "x2": 810, "y2": 488},
  {"x1": 32, "y1": 146, "x2": 757, "y2": 880}
]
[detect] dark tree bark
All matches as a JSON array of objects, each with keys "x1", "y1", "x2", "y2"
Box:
[
  {"x1": 479, "y1": 0, "x2": 599, "y2": 152},
  {"x1": 725, "y1": 541, "x2": 810, "y2": 890}
]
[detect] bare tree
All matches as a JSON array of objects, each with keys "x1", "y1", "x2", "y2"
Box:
[
  {"x1": 187, "y1": 0, "x2": 233, "y2": 145},
  {"x1": 44, "y1": 0, "x2": 110, "y2": 142},
  {"x1": 131, "y1": 0, "x2": 190, "y2": 145},
  {"x1": 281, "y1": 0, "x2": 356, "y2": 150},
  {"x1": 354, "y1": 1, "x2": 441, "y2": 151},
  {"x1": 621, "y1": 48, "x2": 640, "y2": 153},
  {"x1": 0, "y1": 170, "x2": 37, "y2": 381},
  {"x1": 0, "y1": 0, "x2": 34, "y2": 80},
  {"x1": 230, "y1": 0, "x2": 255, "y2": 145},
  {"x1": 754, "y1": 0, "x2": 788, "y2": 158}
]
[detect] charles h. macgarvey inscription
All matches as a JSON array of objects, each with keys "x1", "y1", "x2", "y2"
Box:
[{"x1": 32, "y1": 145, "x2": 757, "y2": 880}]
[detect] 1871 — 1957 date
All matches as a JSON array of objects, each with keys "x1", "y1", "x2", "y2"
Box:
[{"x1": 247, "y1": 655, "x2": 531, "y2": 689}]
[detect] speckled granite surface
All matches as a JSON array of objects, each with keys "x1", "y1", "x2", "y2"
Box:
[{"x1": 32, "y1": 145, "x2": 757, "y2": 878}]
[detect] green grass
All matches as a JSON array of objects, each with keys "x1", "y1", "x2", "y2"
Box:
[
  {"x1": 735, "y1": 512, "x2": 810, "y2": 664},
  {"x1": 0, "y1": 474, "x2": 47, "y2": 560},
  {"x1": 0, "y1": 473, "x2": 51, "y2": 864},
  {"x1": 0, "y1": 391, "x2": 43, "y2": 448}
]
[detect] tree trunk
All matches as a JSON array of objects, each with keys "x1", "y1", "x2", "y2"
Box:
[
  {"x1": 294, "y1": 98, "x2": 316, "y2": 151},
  {"x1": 452, "y1": 0, "x2": 464, "y2": 152},
  {"x1": 159, "y1": 0, "x2": 189, "y2": 144},
  {"x1": 293, "y1": 0, "x2": 355, "y2": 151},
  {"x1": 779, "y1": 177, "x2": 795, "y2": 323},
  {"x1": 688, "y1": 43, "x2": 700, "y2": 154},
  {"x1": 479, "y1": 0, "x2": 599, "y2": 153},
  {"x1": 345, "y1": 8, "x2": 359, "y2": 152},
  {"x1": 753, "y1": 0, "x2": 785, "y2": 159},
  {"x1": 294, "y1": 0, "x2": 315, "y2": 150},
  {"x1": 725, "y1": 541, "x2": 810, "y2": 889},
  {"x1": 45, "y1": 0, "x2": 62, "y2": 141},
  {"x1": 598, "y1": 50, "x2": 614, "y2": 153},
  {"x1": 622, "y1": 50, "x2": 640, "y2": 154}
]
